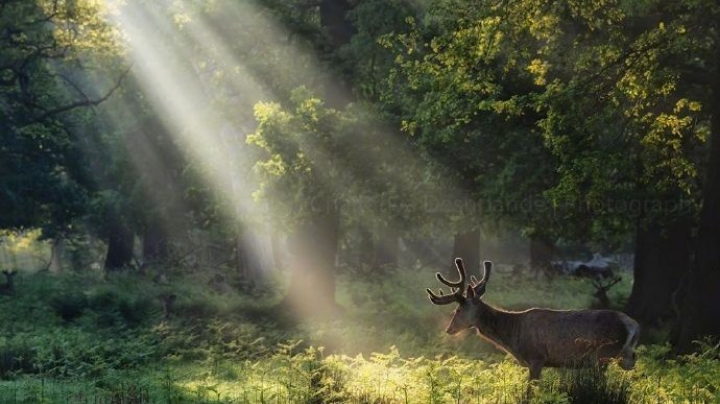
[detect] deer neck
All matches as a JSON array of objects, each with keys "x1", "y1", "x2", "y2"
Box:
[{"x1": 473, "y1": 301, "x2": 520, "y2": 354}]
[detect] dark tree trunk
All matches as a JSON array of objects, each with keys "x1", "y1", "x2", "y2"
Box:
[
  {"x1": 319, "y1": 0, "x2": 355, "y2": 109},
  {"x1": 320, "y1": 0, "x2": 355, "y2": 50},
  {"x1": 626, "y1": 218, "x2": 692, "y2": 328},
  {"x1": 374, "y1": 229, "x2": 398, "y2": 269},
  {"x1": 405, "y1": 237, "x2": 444, "y2": 268},
  {"x1": 530, "y1": 235, "x2": 555, "y2": 278},
  {"x1": 142, "y1": 227, "x2": 169, "y2": 265},
  {"x1": 355, "y1": 227, "x2": 399, "y2": 270},
  {"x1": 276, "y1": 0, "x2": 351, "y2": 315},
  {"x1": 674, "y1": 66, "x2": 720, "y2": 352},
  {"x1": 280, "y1": 207, "x2": 341, "y2": 316},
  {"x1": 235, "y1": 232, "x2": 253, "y2": 286},
  {"x1": 451, "y1": 230, "x2": 480, "y2": 275},
  {"x1": 48, "y1": 237, "x2": 66, "y2": 273},
  {"x1": 236, "y1": 230, "x2": 263, "y2": 287},
  {"x1": 357, "y1": 227, "x2": 374, "y2": 267},
  {"x1": 104, "y1": 223, "x2": 134, "y2": 271}
]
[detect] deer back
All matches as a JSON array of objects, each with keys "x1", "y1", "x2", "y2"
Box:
[{"x1": 514, "y1": 309, "x2": 631, "y2": 367}]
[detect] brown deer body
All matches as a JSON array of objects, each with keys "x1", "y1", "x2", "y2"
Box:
[{"x1": 427, "y1": 259, "x2": 639, "y2": 380}]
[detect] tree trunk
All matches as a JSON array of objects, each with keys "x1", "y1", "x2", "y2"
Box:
[
  {"x1": 358, "y1": 227, "x2": 374, "y2": 268},
  {"x1": 48, "y1": 237, "x2": 66, "y2": 273},
  {"x1": 276, "y1": 0, "x2": 351, "y2": 315},
  {"x1": 451, "y1": 230, "x2": 480, "y2": 275},
  {"x1": 320, "y1": 0, "x2": 354, "y2": 50},
  {"x1": 626, "y1": 218, "x2": 692, "y2": 328},
  {"x1": 674, "y1": 69, "x2": 720, "y2": 352},
  {"x1": 374, "y1": 229, "x2": 399, "y2": 270},
  {"x1": 142, "y1": 227, "x2": 169, "y2": 266},
  {"x1": 319, "y1": 0, "x2": 355, "y2": 109},
  {"x1": 280, "y1": 207, "x2": 341, "y2": 316},
  {"x1": 235, "y1": 230, "x2": 261, "y2": 287},
  {"x1": 405, "y1": 237, "x2": 444, "y2": 268},
  {"x1": 530, "y1": 235, "x2": 555, "y2": 278},
  {"x1": 104, "y1": 223, "x2": 135, "y2": 271}
]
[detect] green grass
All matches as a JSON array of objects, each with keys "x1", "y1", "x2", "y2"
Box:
[{"x1": 0, "y1": 267, "x2": 716, "y2": 403}]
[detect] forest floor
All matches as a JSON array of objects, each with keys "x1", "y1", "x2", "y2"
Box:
[{"x1": 0, "y1": 266, "x2": 717, "y2": 403}]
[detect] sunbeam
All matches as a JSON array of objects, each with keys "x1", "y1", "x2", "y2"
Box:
[
  {"x1": 102, "y1": 0, "x2": 480, "y2": 323},
  {"x1": 4, "y1": 0, "x2": 718, "y2": 399}
]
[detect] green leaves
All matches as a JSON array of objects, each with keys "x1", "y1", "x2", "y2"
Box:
[
  {"x1": 248, "y1": 87, "x2": 342, "y2": 225},
  {"x1": 0, "y1": 0, "x2": 124, "y2": 235},
  {"x1": 376, "y1": 0, "x2": 717, "y2": 244}
]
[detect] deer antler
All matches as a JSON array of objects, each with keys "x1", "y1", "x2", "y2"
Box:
[
  {"x1": 593, "y1": 276, "x2": 622, "y2": 292},
  {"x1": 471, "y1": 261, "x2": 492, "y2": 295},
  {"x1": 436, "y1": 258, "x2": 467, "y2": 288},
  {"x1": 427, "y1": 258, "x2": 467, "y2": 305}
]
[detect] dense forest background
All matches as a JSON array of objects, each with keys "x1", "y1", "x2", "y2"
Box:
[{"x1": 1, "y1": 0, "x2": 720, "y2": 402}]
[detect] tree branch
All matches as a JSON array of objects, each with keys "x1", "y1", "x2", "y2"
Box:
[{"x1": 25, "y1": 67, "x2": 131, "y2": 125}]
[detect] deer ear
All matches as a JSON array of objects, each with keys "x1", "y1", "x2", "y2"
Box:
[{"x1": 466, "y1": 284, "x2": 475, "y2": 299}]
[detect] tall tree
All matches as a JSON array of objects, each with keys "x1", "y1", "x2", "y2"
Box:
[
  {"x1": 0, "y1": 0, "x2": 124, "y2": 246},
  {"x1": 249, "y1": 88, "x2": 351, "y2": 314},
  {"x1": 533, "y1": 1, "x2": 717, "y2": 331},
  {"x1": 673, "y1": 0, "x2": 720, "y2": 352},
  {"x1": 383, "y1": 0, "x2": 560, "y2": 273},
  {"x1": 384, "y1": 0, "x2": 713, "y2": 333}
]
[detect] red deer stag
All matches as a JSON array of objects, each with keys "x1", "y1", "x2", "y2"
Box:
[
  {"x1": 426, "y1": 258, "x2": 639, "y2": 380},
  {"x1": 591, "y1": 276, "x2": 622, "y2": 309}
]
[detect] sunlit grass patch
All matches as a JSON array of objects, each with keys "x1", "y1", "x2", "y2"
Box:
[
  {"x1": 629, "y1": 343, "x2": 720, "y2": 403},
  {"x1": 161, "y1": 339, "x2": 720, "y2": 403},
  {"x1": 0, "y1": 341, "x2": 718, "y2": 403},
  {"x1": 173, "y1": 346, "x2": 530, "y2": 404},
  {"x1": 536, "y1": 365, "x2": 632, "y2": 404}
]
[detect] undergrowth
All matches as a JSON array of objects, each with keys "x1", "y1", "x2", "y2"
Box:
[{"x1": 0, "y1": 267, "x2": 716, "y2": 403}]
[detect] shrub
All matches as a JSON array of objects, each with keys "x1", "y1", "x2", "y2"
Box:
[
  {"x1": 49, "y1": 293, "x2": 87, "y2": 322},
  {"x1": 0, "y1": 339, "x2": 36, "y2": 379},
  {"x1": 83, "y1": 289, "x2": 155, "y2": 328},
  {"x1": 546, "y1": 366, "x2": 631, "y2": 404},
  {"x1": 117, "y1": 296, "x2": 154, "y2": 327}
]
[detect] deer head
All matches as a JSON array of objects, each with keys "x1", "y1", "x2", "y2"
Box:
[
  {"x1": 591, "y1": 276, "x2": 621, "y2": 309},
  {"x1": 426, "y1": 258, "x2": 492, "y2": 335}
]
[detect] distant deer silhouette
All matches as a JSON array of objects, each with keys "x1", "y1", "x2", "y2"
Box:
[
  {"x1": 591, "y1": 277, "x2": 622, "y2": 309},
  {"x1": 0, "y1": 270, "x2": 17, "y2": 296},
  {"x1": 426, "y1": 258, "x2": 639, "y2": 381},
  {"x1": 158, "y1": 292, "x2": 177, "y2": 320}
]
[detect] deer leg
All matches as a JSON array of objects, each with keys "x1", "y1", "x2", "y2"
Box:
[
  {"x1": 524, "y1": 362, "x2": 543, "y2": 403},
  {"x1": 528, "y1": 362, "x2": 543, "y2": 381},
  {"x1": 619, "y1": 349, "x2": 636, "y2": 370},
  {"x1": 619, "y1": 316, "x2": 640, "y2": 370}
]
